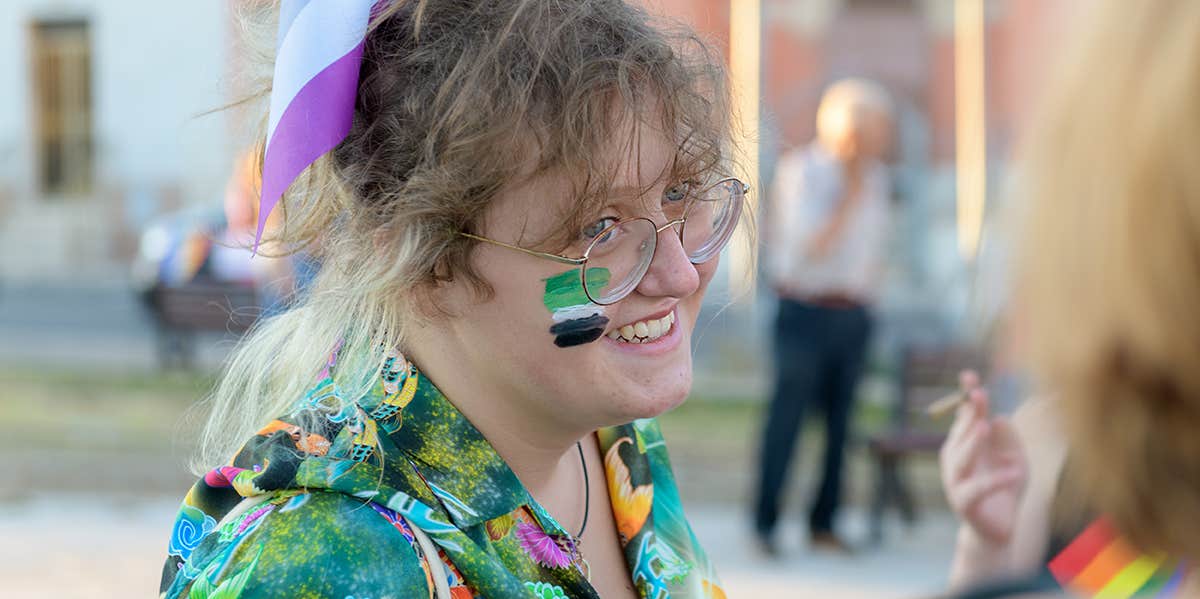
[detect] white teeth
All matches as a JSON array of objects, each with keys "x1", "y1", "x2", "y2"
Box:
[
  {"x1": 609, "y1": 311, "x2": 677, "y2": 343},
  {"x1": 647, "y1": 319, "x2": 662, "y2": 338}
]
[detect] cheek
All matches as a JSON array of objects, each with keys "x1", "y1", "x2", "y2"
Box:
[
  {"x1": 463, "y1": 254, "x2": 556, "y2": 345},
  {"x1": 693, "y1": 257, "x2": 719, "y2": 297},
  {"x1": 676, "y1": 258, "x2": 719, "y2": 332},
  {"x1": 541, "y1": 267, "x2": 610, "y2": 348}
]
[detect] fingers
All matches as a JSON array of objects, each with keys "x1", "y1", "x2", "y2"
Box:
[
  {"x1": 946, "y1": 392, "x2": 976, "y2": 442},
  {"x1": 946, "y1": 389, "x2": 990, "y2": 448},
  {"x1": 973, "y1": 387, "x2": 990, "y2": 417},
  {"x1": 940, "y1": 388, "x2": 1010, "y2": 501},
  {"x1": 959, "y1": 369, "x2": 981, "y2": 392},
  {"x1": 945, "y1": 420, "x2": 990, "y2": 482},
  {"x1": 984, "y1": 417, "x2": 1028, "y2": 460},
  {"x1": 957, "y1": 465, "x2": 1025, "y2": 511}
]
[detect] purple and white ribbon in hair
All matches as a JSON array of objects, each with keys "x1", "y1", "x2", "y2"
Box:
[{"x1": 255, "y1": 0, "x2": 383, "y2": 251}]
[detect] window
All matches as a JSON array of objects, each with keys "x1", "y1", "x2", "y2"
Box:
[{"x1": 31, "y1": 19, "x2": 93, "y2": 195}]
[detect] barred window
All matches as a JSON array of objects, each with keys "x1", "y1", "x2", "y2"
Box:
[{"x1": 31, "y1": 19, "x2": 93, "y2": 196}]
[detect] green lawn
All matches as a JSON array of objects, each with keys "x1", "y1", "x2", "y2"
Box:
[
  {"x1": 0, "y1": 367, "x2": 941, "y2": 508},
  {"x1": 0, "y1": 368, "x2": 211, "y2": 453}
]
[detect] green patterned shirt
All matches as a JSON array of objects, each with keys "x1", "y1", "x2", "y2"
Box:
[{"x1": 160, "y1": 348, "x2": 725, "y2": 599}]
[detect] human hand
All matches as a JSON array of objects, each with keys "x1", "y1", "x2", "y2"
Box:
[
  {"x1": 807, "y1": 166, "x2": 866, "y2": 259},
  {"x1": 939, "y1": 371, "x2": 1029, "y2": 545},
  {"x1": 842, "y1": 156, "x2": 867, "y2": 188}
]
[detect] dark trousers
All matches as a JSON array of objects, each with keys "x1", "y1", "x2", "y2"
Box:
[{"x1": 753, "y1": 298, "x2": 873, "y2": 536}]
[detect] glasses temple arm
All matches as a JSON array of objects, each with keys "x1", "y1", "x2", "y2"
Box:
[{"x1": 460, "y1": 232, "x2": 587, "y2": 266}]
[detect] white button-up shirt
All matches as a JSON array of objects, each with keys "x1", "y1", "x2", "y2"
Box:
[{"x1": 766, "y1": 143, "x2": 891, "y2": 305}]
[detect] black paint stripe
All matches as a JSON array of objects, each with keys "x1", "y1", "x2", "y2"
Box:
[{"x1": 550, "y1": 314, "x2": 610, "y2": 348}]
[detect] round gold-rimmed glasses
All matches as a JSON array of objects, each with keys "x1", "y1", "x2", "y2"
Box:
[{"x1": 461, "y1": 177, "x2": 748, "y2": 305}]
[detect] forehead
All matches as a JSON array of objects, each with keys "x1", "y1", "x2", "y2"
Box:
[
  {"x1": 484, "y1": 114, "x2": 678, "y2": 242},
  {"x1": 603, "y1": 116, "x2": 677, "y2": 194}
]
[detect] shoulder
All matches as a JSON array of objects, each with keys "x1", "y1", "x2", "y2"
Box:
[
  {"x1": 775, "y1": 147, "x2": 821, "y2": 177},
  {"x1": 164, "y1": 491, "x2": 433, "y2": 599}
]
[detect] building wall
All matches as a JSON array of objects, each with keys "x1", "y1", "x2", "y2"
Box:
[
  {"x1": 642, "y1": 0, "x2": 730, "y2": 51},
  {"x1": 759, "y1": 0, "x2": 1077, "y2": 165},
  {"x1": 0, "y1": 0, "x2": 231, "y2": 282},
  {"x1": 0, "y1": 0, "x2": 1081, "y2": 285}
]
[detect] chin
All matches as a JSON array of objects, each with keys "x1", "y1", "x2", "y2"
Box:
[
  {"x1": 612, "y1": 366, "x2": 693, "y2": 423},
  {"x1": 590, "y1": 301, "x2": 702, "y2": 424}
]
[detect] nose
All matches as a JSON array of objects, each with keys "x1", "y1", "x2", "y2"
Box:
[{"x1": 634, "y1": 221, "x2": 700, "y2": 300}]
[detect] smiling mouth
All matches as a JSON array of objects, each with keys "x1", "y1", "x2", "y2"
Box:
[{"x1": 605, "y1": 311, "x2": 676, "y2": 344}]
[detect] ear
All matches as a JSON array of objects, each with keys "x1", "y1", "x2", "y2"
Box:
[{"x1": 408, "y1": 277, "x2": 460, "y2": 323}]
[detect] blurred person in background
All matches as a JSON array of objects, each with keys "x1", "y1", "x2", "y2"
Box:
[
  {"x1": 940, "y1": 2, "x2": 1200, "y2": 597},
  {"x1": 754, "y1": 78, "x2": 893, "y2": 555},
  {"x1": 133, "y1": 151, "x2": 294, "y2": 303},
  {"x1": 215, "y1": 149, "x2": 323, "y2": 314},
  {"x1": 212, "y1": 150, "x2": 297, "y2": 308}
]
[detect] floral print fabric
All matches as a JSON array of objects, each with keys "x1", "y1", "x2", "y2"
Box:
[{"x1": 160, "y1": 348, "x2": 725, "y2": 598}]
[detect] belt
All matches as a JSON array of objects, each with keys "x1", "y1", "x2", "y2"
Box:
[{"x1": 794, "y1": 293, "x2": 865, "y2": 310}]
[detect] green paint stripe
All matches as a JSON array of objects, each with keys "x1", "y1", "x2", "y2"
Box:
[{"x1": 542, "y1": 267, "x2": 610, "y2": 312}]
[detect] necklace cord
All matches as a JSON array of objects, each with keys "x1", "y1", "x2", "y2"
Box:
[{"x1": 576, "y1": 440, "x2": 590, "y2": 538}]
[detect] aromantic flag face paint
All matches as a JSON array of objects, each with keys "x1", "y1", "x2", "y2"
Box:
[{"x1": 542, "y1": 268, "x2": 611, "y2": 348}]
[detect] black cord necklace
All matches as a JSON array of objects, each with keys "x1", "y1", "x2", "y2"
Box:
[
  {"x1": 571, "y1": 440, "x2": 592, "y2": 581},
  {"x1": 575, "y1": 440, "x2": 590, "y2": 538}
]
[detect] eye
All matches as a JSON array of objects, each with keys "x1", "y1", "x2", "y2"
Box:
[
  {"x1": 581, "y1": 216, "x2": 619, "y2": 241},
  {"x1": 663, "y1": 181, "x2": 692, "y2": 203}
]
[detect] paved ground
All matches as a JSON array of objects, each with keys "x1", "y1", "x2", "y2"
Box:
[
  {"x1": 692, "y1": 506, "x2": 955, "y2": 598},
  {"x1": 0, "y1": 494, "x2": 955, "y2": 598}
]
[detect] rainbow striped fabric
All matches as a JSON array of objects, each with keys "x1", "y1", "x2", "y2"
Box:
[
  {"x1": 1048, "y1": 518, "x2": 1188, "y2": 598},
  {"x1": 255, "y1": 0, "x2": 382, "y2": 249}
]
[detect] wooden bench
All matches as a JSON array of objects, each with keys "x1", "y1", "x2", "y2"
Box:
[
  {"x1": 144, "y1": 279, "x2": 259, "y2": 368},
  {"x1": 867, "y1": 344, "x2": 987, "y2": 542}
]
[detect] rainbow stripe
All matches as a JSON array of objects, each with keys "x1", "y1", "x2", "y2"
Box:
[
  {"x1": 255, "y1": 0, "x2": 382, "y2": 249},
  {"x1": 1048, "y1": 518, "x2": 1187, "y2": 598}
]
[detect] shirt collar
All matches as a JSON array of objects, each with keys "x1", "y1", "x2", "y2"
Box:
[{"x1": 380, "y1": 367, "x2": 541, "y2": 531}]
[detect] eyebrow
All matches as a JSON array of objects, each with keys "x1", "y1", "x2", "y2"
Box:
[
  {"x1": 606, "y1": 184, "x2": 651, "y2": 199},
  {"x1": 604, "y1": 154, "x2": 680, "y2": 200},
  {"x1": 606, "y1": 172, "x2": 678, "y2": 199}
]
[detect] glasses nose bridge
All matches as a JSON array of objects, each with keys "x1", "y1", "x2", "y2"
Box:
[
  {"x1": 655, "y1": 217, "x2": 685, "y2": 233},
  {"x1": 655, "y1": 217, "x2": 686, "y2": 245},
  {"x1": 645, "y1": 216, "x2": 691, "y2": 270}
]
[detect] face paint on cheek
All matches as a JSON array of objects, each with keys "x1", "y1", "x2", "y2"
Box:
[{"x1": 542, "y1": 268, "x2": 611, "y2": 348}]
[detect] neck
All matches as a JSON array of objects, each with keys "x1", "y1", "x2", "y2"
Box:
[{"x1": 405, "y1": 333, "x2": 591, "y2": 495}]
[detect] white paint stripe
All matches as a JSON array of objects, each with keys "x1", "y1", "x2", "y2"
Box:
[
  {"x1": 552, "y1": 305, "x2": 604, "y2": 323},
  {"x1": 267, "y1": 0, "x2": 377, "y2": 141}
]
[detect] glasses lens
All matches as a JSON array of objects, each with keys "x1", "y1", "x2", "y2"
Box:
[
  {"x1": 682, "y1": 178, "x2": 745, "y2": 263},
  {"x1": 584, "y1": 218, "x2": 657, "y2": 304}
]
